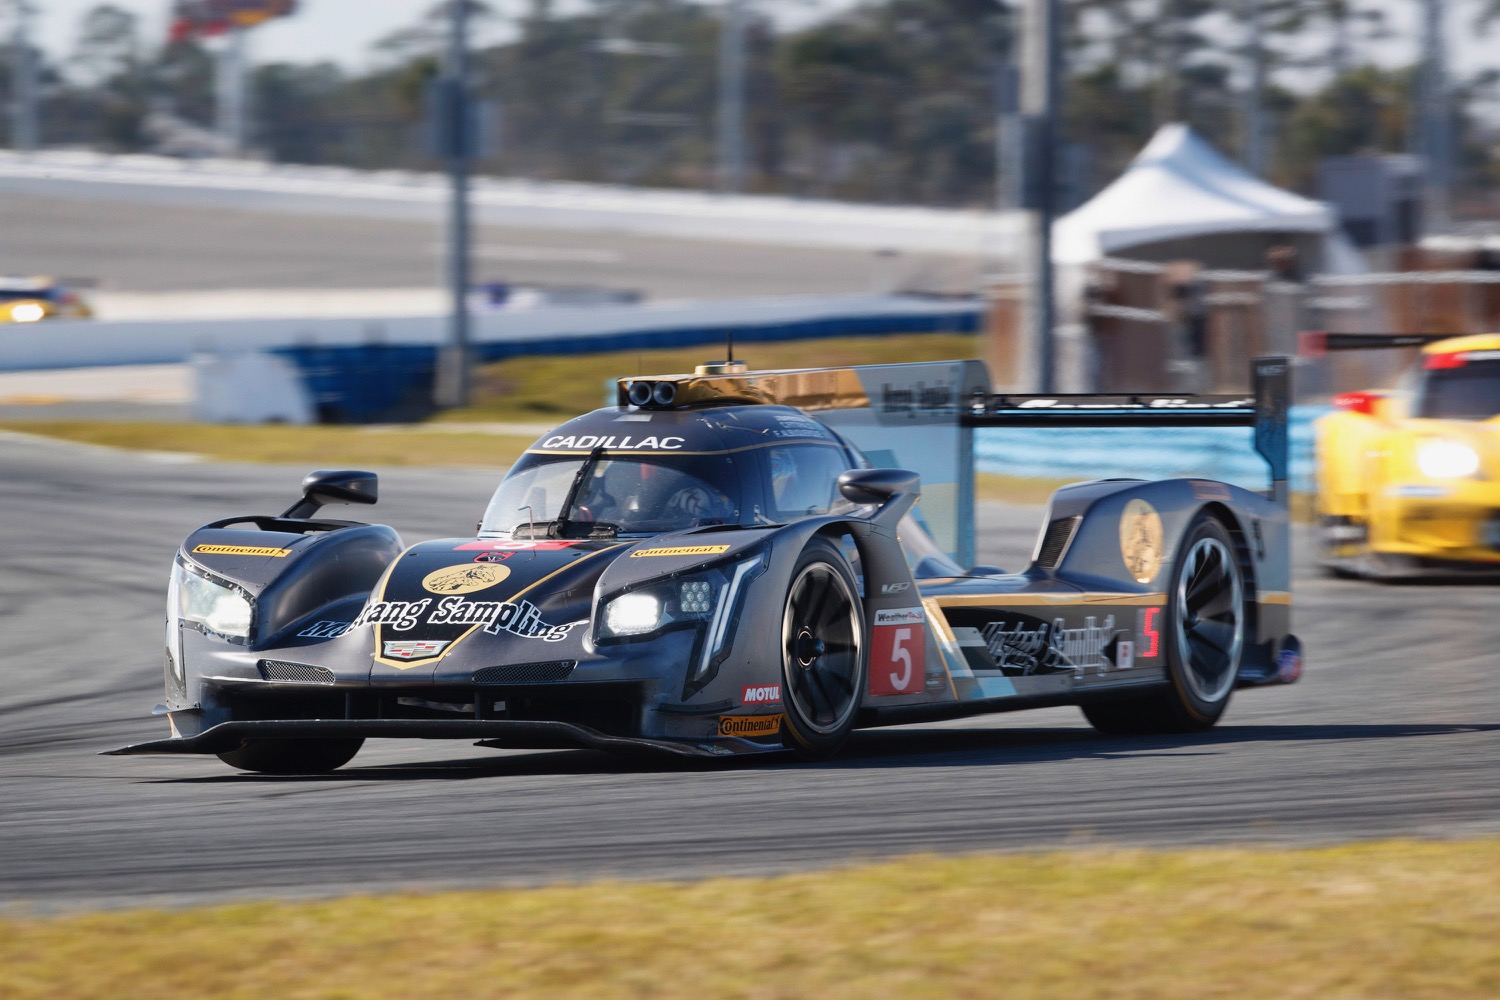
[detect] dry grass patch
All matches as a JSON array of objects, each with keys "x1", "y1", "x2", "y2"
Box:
[{"x1": 3, "y1": 840, "x2": 1498, "y2": 999}]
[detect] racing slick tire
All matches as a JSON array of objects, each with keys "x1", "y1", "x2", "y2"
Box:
[
  {"x1": 1083, "y1": 514, "x2": 1245, "y2": 735},
  {"x1": 779, "y1": 537, "x2": 867, "y2": 761},
  {"x1": 217, "y1": 738, "x2": 364, "y2": 774}
]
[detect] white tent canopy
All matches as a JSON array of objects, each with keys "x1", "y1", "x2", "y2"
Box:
[{"x1": 1054, "y1": 124, "x2": 1336, "y2": 266}]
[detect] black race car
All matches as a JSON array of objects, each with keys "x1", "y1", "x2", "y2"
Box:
[{"x1": 111, "y1": 358, "x2": 1300, "y2": 772}]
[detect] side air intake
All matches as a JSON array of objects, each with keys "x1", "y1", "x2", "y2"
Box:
[
  {"x1": 259, "y1": 660, "x2": 336, "y2": 684},
  {"x1": 473, "y1": 661, "x2": 578, "y2": 685},
  {"x1": 1036, "y1": 516, "x2": 1080, "y2": 569}
]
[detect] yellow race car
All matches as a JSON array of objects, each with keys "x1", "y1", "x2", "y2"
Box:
[
  {"x1": 0, "y1": 277, "x2": 93, "y2": 323},
  {"x1": 1314, "y1": 332, "x2": 1500, "y2": 576}
]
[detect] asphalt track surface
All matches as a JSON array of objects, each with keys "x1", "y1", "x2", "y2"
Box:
[
  {"x1": 2, "y1": 432, "x2": 1499, "y2": 910},
  {"x1": 0, "y1": 184, "x2": 977, "y2": 300}
]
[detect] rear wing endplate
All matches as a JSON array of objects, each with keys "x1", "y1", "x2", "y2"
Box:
[{"x1": 960, "y1": 357, "x2": 1292, "y2": 506}]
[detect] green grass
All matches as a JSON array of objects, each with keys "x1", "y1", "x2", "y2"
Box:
[{"x1": 4, "y1": 840, "x2": 1498, "y2": 999}]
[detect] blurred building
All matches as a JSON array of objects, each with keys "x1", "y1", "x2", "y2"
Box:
[{"x1": 1317, "y1": 155, "x2": 1425, "y2": 252}]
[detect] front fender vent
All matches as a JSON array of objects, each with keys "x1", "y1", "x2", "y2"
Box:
[
  {"x1": 473, "y1": 661, "x2": 578, "y2": 685},
  {"x1": 259, "y1": 660, "x2": 336, "y2": 684},
  {"x1": 1036, "y1": 516, "x2": 1081, "y2": 569}
]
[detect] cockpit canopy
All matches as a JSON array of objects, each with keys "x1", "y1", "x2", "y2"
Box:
[{"x1": 479, "y1": 405, "x2": 864, "y2": 539}]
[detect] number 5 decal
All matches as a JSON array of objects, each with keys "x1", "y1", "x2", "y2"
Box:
[
  {"x1": 889, "y1": 627, "x2": 913, "y2": 689},
  {"x1": 869, "y1": 607, "x2": 925, "y2": 696}
]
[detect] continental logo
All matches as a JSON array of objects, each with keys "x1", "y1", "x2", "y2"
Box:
[
  {"x1": 718, "y1": 714, "x2": 782, "y2": 738},
  {"x1": 630, "y1": 545, "x2": 731, "y2": 559},
  {"x1": 192, "y1": 544, "x2": 290, "y2": 558},
  {"x1": 421, "y1": 563, "x2": 511, "y2": 595}
]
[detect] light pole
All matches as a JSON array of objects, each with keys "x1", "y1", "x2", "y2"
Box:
[
  {"x1": 717, "y1": 0, "x2": 747, "y2": 193},
  {"x1": 1021, "y1": 0, "x2": 1059, "y2": 393},
  {"x1": 1413, "y1": 0, "x2": 1450, "y2": 229},
  {"x1": 1242, "y1": 0, "x2": 1265, "y2": 176},
  {"x1": 9, "y1": 0, "x2": 37, "y2": 151},
  {"x1": 215, "y1": 24, "x2": 247, "y2": 154},
  {"x1": 437, "y1": 0, "x2": 474, "y2": 409}
]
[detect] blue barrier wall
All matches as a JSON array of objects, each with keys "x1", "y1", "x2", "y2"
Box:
[{"x1": 975, "y1": 405, "x2": 1328, "y2": 495}]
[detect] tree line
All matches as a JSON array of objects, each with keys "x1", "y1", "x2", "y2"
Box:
[{"x1": 7, "y1": 0, "x2": 1500, "y2": 213}]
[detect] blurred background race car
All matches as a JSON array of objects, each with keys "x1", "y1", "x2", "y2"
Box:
[
  {"x1": 1314, "y1": 333, "x2": 1500, "y2": 576},
  {"x1": 0, "y1": 277, "x2": 94, "y2": 324}
]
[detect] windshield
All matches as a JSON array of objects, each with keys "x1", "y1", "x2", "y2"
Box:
[
  {"x1": 1417, "y1": 359, "x2": 1500, "y2": 420},
  {"x1": 480, "y1": 451, "x2": 745, "y2": 538}
]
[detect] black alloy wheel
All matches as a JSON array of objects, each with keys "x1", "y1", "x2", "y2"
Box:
[
  {"x1": 1083, "y1": 514, "x2": 1245, "y2": 735},
  {"x1": 779, "y1": 537, "x2": 866, "y2": 760}
]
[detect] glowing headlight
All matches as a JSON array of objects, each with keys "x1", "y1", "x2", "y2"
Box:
[
  {"x1": 10, "y1": 303, "x2": 45, "y2": 323},
  {"x1": 1416, "y1": 439, "x2": 1480, "y2": 479},
  {"x1": 176, "y1": 563, "x2": 253, "y2": 639},
  {"x1": 602, "y1": 592, "x2": 662, "y2": 636},
  {"x1": 597, "y1": 572, "x2": 723, "y2": 639}
]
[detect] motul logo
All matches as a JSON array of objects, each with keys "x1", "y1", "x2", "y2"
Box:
[{"x1": 742, "y1": 685, "x2": 780, "y2": 704}]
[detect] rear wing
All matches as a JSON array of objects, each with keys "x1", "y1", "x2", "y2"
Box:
[
  {"x1": 1298, "y1": 331, "x2": 1461, "y2": 355},
  {"x1": 960, "y1": 357, "x2": 1292, "y2": 506}
]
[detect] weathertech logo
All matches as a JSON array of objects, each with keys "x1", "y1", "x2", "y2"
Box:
[
  {"x1": 631, "y1": 545, "x2": 731, "y2": 558},
  {"x1": 193, "y1": 544, "x2": 290, "y2": 558},
  {"x1": 742, "y1": 685, "x2": 781, "y2": 704},
  {"x1": 719, "y1": 715, "x2": 782, "y2": 738}
]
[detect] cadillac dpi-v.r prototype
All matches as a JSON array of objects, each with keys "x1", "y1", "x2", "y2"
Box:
[
  {"x1": 1310, "y1": 332, "x2": 1500, "y2": 576},
  {"x1": 112, "y1": 358, "x2": 1301, "y2": 773}
]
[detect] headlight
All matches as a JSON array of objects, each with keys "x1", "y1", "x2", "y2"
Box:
[
  {"x1": 595, "y1": 548, "x2": 769, "y2": 693},
  {"x1": 602, "y1": 592, "x2": 665, "y2": 636},
  {"x1": 175, "y1": 561, "x2": 254, "y2": 639},
  {"x1": 598, "y1": 576, "x2": 719, "y2": 640},
  {"x1": 10, "y1": 303, "x2": 45, "y2": 323},
  {"x1": 1416, "y1": 439, "x2": 1480, "y2": 479}
]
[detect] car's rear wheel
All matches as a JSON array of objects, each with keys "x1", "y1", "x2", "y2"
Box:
[
  {"x1": 217, "y1": 738, "x2": 364, "y2": 774},
  {"x1": 1083, "y1": 514, "x2": 1245, "y2": 735},
  {"x1": 779, "y1": 537, "x2": 866, "y2": 760}
]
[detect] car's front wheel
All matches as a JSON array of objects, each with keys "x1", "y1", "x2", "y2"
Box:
[
  {"x1": 779, "y1": 537, "x2": 866, "y2": 760},
  {"x1": 217, "y1": 738, "x2": 364, "y2": 774},
  {"x1": 1083, "y1": 514, "x2": 1245, "y2": 735}
]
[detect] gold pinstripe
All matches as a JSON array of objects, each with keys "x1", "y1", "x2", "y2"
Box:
[
  {"x1": 919, "y1": 597, "x2": 962, "y2": 700},
  {"x1": 932, "y1": 592, "x2": 1167, "y2": 609}
]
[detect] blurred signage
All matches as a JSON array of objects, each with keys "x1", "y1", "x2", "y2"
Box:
[{"x1": 170, "y1": 0, "x2": 298, "y2": 41}]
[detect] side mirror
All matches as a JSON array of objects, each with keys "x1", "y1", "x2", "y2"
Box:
[
  {"x1": 838, "y1": 468, "x2": 919, "y2": 505},
  {"x1": 281, "y1": 470, "x2": 379, "y2": 519}
]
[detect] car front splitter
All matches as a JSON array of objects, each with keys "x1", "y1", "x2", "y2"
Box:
[{"x1": 103, "y1": 718, "x2": 765, "y2": 759}]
